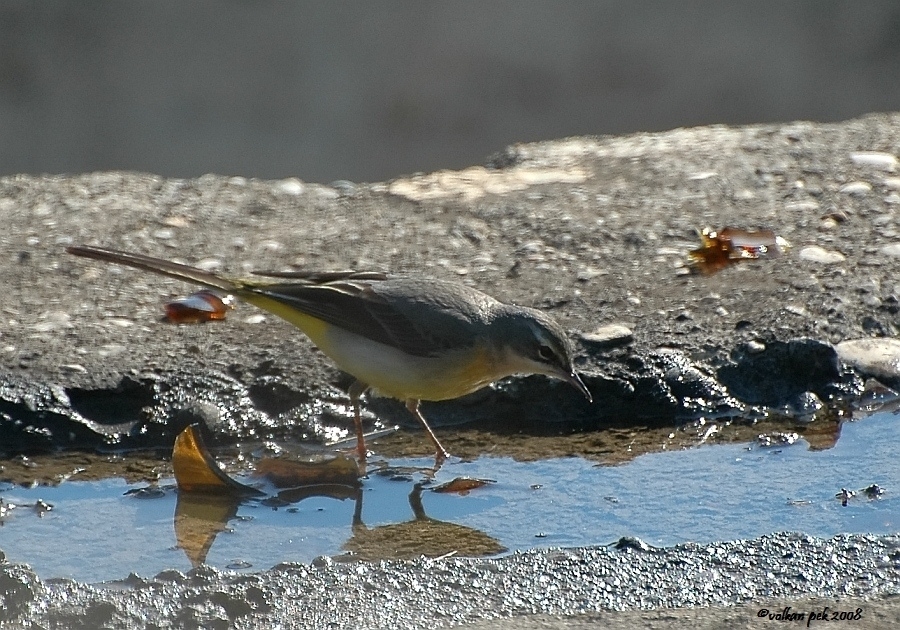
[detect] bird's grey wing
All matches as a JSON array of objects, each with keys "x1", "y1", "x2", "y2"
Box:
[{"x1": 246, "y1": 278, "x2": 463, "y2": 357}]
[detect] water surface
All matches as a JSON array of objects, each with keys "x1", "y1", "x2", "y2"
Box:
[{"x1": 1, "y1": 411, "x2": 896, "y2": 583}]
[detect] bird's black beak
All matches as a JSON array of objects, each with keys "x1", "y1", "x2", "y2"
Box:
[{"x1": 564, "y1": 370, "x2": 592, "y2": 403}]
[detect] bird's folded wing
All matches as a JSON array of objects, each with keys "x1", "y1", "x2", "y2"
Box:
[{"x1": 246, "y1": 280, "x2": 448, "y2": 358}]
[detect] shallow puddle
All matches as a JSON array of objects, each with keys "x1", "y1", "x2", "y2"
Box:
[{"x1": 0, "y1": 411, "x2": 897, "y2": 584}]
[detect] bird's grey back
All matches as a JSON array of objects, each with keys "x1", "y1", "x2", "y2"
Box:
[{"x1": 367, "y1": 277, "x2": 504, "y2": 352}]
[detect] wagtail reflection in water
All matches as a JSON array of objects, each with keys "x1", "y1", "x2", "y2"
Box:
[{"x1": 67, "y1": 245, "x2": 592, "y2": 464}]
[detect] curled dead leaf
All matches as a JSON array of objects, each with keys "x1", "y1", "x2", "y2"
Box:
[
  {"x1": 431, "y1": 476, "x2": 495, "y2": 495},
  {"x1": 172, "y1": 424, "x2": 262, "y2": 496}
]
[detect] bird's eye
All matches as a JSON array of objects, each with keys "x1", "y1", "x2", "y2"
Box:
[{"x1": 537, "y1": 344, "x2": 555, "y2": 362}]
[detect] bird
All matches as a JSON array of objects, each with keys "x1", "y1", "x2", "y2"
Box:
[{"x1": 66, "y1": 245, "x2": 592, "y2": 464}]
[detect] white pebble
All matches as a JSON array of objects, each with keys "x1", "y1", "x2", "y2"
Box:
[
  {"x1": 839, "y1": 181, "x2": 872, "y2": 196},
  {"x1": 162, "y1": 216, "x2": 189, "y2": 228},
  {"x1": 97, "y1": 344, "x2": 126, "y2": 357},
  {"x1": 153, "y1": 228, "x2": 175, "y2": 240},
  {"x1": 196, "y1": 258, "x2": 223, "y2": 271},
  {"x1": 799, "y1": 245, "x2": 845, "y2": 264},
  {"x1": 785, "y1": 304, "x2": 810, "y2": 318},
  {"x1": 244, "y1": 314, "x2": 267, "y2": 324},
  {"x1": 277, "y1": 179, "x2": 305, "y2": 196},
  {"x1": 581, "y1": 324, "x2": 634, "y2": 346},
  {"x1": 784, "y1": 201, "x2": 820, "y2": 212},
  {"x1": 850, "y1": 151, "x2": 898, "y2": 172},
  {"x1": 746, "y1": 340, "x2": 766, "y2": 354},
  {"x1": 883, "y1": 177, "x2": 900, "y2": 191},
  {"x1": 105, "y1": 318, "x2": 134, "y2": 328},
  {"x1": 576, "y1": 267, "x2": 607, "y2": 282},
  {"x1": 879, "y1": 243, "x2": 900, "y2": 257}
]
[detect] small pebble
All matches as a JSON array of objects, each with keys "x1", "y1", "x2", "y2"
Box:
[
  {"x1": 105, "y1": 318, "x2": 133, "y2": 328},
  {"x1": 97, "y1": 344, "x2": 127, "y2": 357},
  {"x1": 580, "y1": 324, "x2": 634, "y2": 347},
  {"x1": 196, "y1": 258, "x2": 223, "y2": 272},
  {"x1": 259, "y1": 240, "x2": 283, "y2": 252},
  {"x1": 879, "y1": 243, "x2": 900, "y2": 257},
  {"x1": 799, "y1": 245, "x2": 845, "y2": 264},
  {"x1": 576, "y1": 267, "x2": 606, "y2": 282},
  {"x1": 245, "y1": 314, "x2": 267, "y2": 324},
  {"x1": 276, "y1": 179, "x2": 305, "y2": 195},
  {"x1": 784, "y1": 200, "x2": 820, "y2": 212},
  {"x1": 746, "y1": 340, "x2": 766, "y2": 354},
  {"x1": 153, "y1": 228, "x2": 175, "y2": 240},
  {"x1": 836, "y1": 488, "x2": 855, "y2": 506},
  {"x1": 784, "y1": 304, "x2": 810, "y2": 318},
  {"x1": 161, "y1": 216, "x2": 190, "y2": 228},
  {"x1": 839, "y1": 181, "x2": 872, "y2": 196},
  {"x1": 850, "y1": 151, "x2": 898, "y2": 172},
  {"x1": 330, "y1": 180, "x2": 357, "y2": 196}
]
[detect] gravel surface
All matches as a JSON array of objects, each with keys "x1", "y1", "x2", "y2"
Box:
[{"x1": 2, "y1": 532, "x2": 899, "y2": 629}]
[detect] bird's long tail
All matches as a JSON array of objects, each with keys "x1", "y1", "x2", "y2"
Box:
[{"x1": 66, "y1": 245, "x2": 239, "y2": 293}]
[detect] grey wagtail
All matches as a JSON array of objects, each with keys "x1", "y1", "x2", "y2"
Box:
[{"x1": 67, "y1": 245, "x2": 592, "y2": 463}]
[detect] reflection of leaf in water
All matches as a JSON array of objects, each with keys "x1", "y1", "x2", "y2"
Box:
[
  {"x1": 174, "y1": 492, "x2": 242, "y2": 567},
  {"x1": 172, "y1": 424, "x2": 261, "y2": 496},
  {"x1": 344, "y1": 483, "x2": 506, "y2": 561}
]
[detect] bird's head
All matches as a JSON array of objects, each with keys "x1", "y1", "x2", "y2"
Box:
[{"x1": 492, "y1": 305, "x2": 592, "y2": 402}]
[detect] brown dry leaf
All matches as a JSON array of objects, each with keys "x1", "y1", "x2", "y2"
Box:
[
  {"x1": 172, "y1": 424, "x2": 261, "y2": 495},
  {"x1": 688, "y1": 227, "x2": 789, "y2": 274},
  {"x1": 431, "y1": 476, "x2": 495, "y2": 495},
  {"x1": 254, "y1": 455, "x2": 361, "y2": 488},
  {"x1": 164, "y1": 290, "x2": 234, "y2": 323}
]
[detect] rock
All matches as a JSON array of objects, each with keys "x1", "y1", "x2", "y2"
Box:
[
  {"x1": 717, "y1": 338, "x2": 851, "y2": 407},
  {"x1": 836, "y1": 338, "x2": 900, "y2": 385}
]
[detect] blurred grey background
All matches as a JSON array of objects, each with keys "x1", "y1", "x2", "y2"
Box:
[{"x1": 2, "y1": 1, "x2": 900, "y2": 183}]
